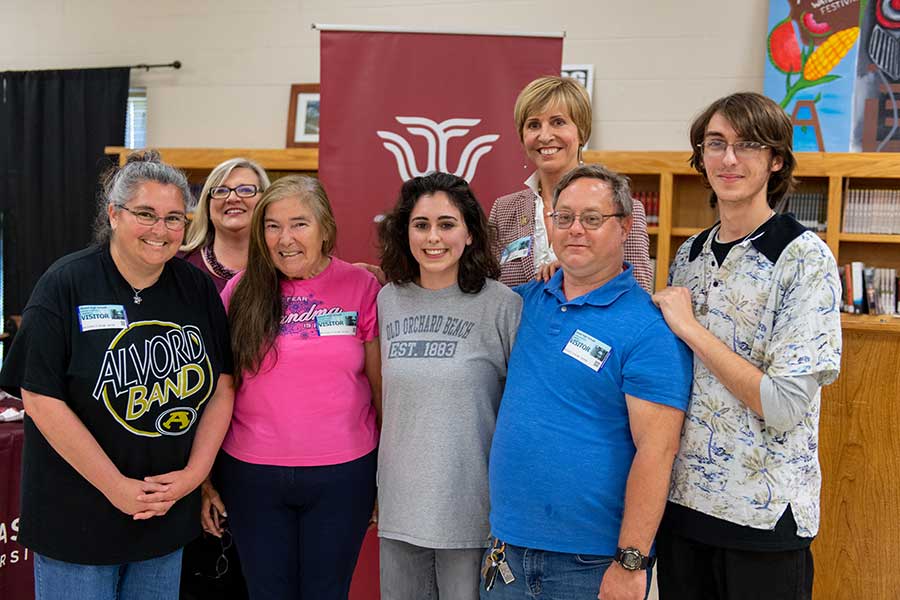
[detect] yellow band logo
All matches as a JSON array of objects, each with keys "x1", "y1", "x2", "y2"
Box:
[{"x1": 92, "y1": 321, "x2": 214, "y2": 437}]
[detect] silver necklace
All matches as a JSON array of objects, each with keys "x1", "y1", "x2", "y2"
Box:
[{"x1": 129, "y1": 284, "x2": 144, "y2": 304}]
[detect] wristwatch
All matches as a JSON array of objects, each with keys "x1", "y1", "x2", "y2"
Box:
[{"x1": 614, "y1": 547, "x2": 655, "y2": 571}]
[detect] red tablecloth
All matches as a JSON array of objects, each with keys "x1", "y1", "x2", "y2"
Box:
[{"x1": 0, "y1": 411, "x2": 31, "y2": 599}]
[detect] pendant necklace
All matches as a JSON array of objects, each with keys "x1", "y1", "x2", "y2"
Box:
[{"x1": 129, "y1": 284, "x2": 144, "y2": 305}]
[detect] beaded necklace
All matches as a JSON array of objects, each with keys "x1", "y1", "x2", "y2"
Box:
[{"x1": 202, "y1": 243, "x2": 237, "y2": 281}]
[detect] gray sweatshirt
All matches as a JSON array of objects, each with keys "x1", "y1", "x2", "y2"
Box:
[{"x1": 376, "y1": 279, "x2": 522, "y2": 549}]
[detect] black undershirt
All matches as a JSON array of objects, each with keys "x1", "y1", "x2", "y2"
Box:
[{"x1": 711, "y1": 234, "x2": 743, "y2": 266}]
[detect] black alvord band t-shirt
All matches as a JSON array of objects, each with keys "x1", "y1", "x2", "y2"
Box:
[{"x1": 0, "y1": 244, "x2": 232, "y2": 564}]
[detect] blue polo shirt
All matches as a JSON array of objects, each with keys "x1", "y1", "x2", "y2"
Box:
[{"x1": 488, "y1": 265, "x2": 692, "y2": 555}]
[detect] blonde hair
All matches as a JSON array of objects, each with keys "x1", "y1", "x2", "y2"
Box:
[
  {"x1": 514, "y1": 76, "x2": 592, "y2": 147},
  {"x1": 181, "y1": 157, "x2": 271, "y2": 252}
]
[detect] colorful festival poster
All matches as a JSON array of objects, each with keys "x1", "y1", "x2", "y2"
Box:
[
  {"x1": 764, "y1": 0, "x2": 862, "y2": 151},
  {"x1": 851, "y1": 0, "x2": 900, "y2": 151}
]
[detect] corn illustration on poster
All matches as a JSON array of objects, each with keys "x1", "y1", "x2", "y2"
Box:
[{"x1": 764, "y1": 0, "x2": 862, "y2": 151}]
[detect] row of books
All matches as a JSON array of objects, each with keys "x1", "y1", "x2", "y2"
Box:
[
  {"x1": 780, "y1": 192, "x2": 827, "y2": 232},
  {"x1": 841, "y1": 189, "x2": 900, "y2": 234},
  {"x1": 636, "y1": 191, "x2": 660, "y2": 226},
  {"x1": 839, "y1": 262, "x2": 898, "y2": 315}
]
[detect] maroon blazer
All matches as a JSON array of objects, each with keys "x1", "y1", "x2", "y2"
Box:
[{"x1": 489, "y1": 187, "x2": 653, "y2": 291}]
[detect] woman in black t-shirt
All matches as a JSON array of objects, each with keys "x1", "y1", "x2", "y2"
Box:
[{"x1": 0, "y1": 151, "x2": 234, "y2": 600}]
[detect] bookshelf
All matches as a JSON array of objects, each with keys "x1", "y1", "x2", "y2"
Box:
[
  {"x1": 580, "y1": 151, "x2": 900, "y2": 310},
  {"x1": 107, "y1": 146, "x2": 900, "y2": 323},
  {"x1": 106, "y1": 146, "x2": 900, "y2": 599}
]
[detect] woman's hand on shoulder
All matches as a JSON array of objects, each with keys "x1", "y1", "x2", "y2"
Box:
[
  {"x1": 353, "y1": 262, "x2": 386, "y2": 286},
  {"x1": 536, "y1": 260, "x2": 560, "y2": 282}
]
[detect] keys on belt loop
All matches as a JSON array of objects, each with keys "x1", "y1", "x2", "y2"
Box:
[{"x1": 483, "y1": 539, "x2": 516, "y2": 591}]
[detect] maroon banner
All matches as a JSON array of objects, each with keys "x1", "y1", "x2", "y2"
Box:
[
  {"x1": 0, "y1": 417, "x2": 30, "y2": 600},
  {"x1": 319, "y1": 29, "x2": 563, "y2": 262}
]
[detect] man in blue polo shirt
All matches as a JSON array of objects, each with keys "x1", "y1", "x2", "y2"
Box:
[{"x1": 483, "y1": 164, "x2": 692, "y2": 600}]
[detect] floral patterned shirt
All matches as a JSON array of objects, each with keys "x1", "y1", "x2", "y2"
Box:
[{"x1": 667, "y1": 214, "x2": 842, "y2": 537}]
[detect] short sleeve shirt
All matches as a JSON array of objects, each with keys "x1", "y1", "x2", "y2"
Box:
[
  {"x1": 488, "y1": 266, "x2": 692, "y2": 555},
  {"x1": 0, "y1": 245, "x2": 232, "y2": 564},
  {"x1": 667, "y1": 215, "x2": 842, "y2": 537},
  {"x1": 221, "y1": 258, "x2": 380, "y2": 466}
]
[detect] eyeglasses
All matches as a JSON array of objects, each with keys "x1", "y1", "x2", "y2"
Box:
[
  {"x1": 209, "y1": 184, "x2": 259, "y2": 199},
  {"x1": 549, "y1": 211, "x2": 624, "y2": 230},
  {"x1": 119, "y1": 206, "x2": 188, "y2": 231},
  {"x1": 698, "y1": 139, "x2": 768, "y2": 159},
  {"x1": 194, "y1": 527, "x2": 233, "y2": 580}
]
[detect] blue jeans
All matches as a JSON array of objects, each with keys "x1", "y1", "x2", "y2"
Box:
[
  {"x1": 34, "y1": 549, "x2": 183, "y2": 600},
  {"x1": 479, "y1": 542, "x2": 651, "y2": 600}
]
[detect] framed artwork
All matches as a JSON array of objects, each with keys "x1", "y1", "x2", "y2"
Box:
[
  {"x1": 286, "y1": 83, "x2": 320, "y2": 148},
  {"x1": 561, "y1": 64, "x2": 594, "y2": 101}
]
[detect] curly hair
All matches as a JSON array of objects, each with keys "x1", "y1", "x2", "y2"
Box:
[{"x1": 378, "y1": 172, "x2": 499, "y2": 294}]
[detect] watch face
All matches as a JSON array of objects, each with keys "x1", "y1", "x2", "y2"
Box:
[{"x1": 621, "y1": 550, "x2": 642, "y2": 570}]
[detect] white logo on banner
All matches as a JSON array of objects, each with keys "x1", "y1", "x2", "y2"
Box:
[{"x1": 376, "y1": 117, "x2": 499, "y2": 182}]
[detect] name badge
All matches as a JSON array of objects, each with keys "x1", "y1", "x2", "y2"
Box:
[
  {"x1": 500, "y1": 235, "x2": 532, "y2": 265},
  {"x1": 563, "y1": 329, "x2": 612, "y2": 372},
  {"x1": 78, "y1": 305, "x2": 128, "y2": 332},
  {"x1": 315, "y1": 311, "x2": 358, "y2": 336}
]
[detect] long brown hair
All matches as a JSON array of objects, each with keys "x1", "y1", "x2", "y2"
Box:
[{"x1": 228, "y1": 175, "x2": 336, "y2": 385}]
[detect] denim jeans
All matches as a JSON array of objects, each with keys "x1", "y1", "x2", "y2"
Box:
[
  {"x1": 34, "y1": 549, "x2": 183, "y2": 600},
  {"x1": 478, "y1": 542, "x2": 651, "y2": 600}
]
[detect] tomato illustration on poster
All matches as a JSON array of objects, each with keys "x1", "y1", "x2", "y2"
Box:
[{"x1": 764, "y1": 0, "x2": 861, "y2": 151}]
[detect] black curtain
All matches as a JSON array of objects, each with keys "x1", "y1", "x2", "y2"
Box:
[{"x1": 0, "y1": 67, "x2": 129, "y2": 314}]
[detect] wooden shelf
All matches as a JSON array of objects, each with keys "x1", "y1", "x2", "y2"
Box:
[
  {"x1": 647, "y1": 226, "x2": 659, "y2": 236},
  {"x1": 841, "y1": 313, "x2": 900, "y2": 333},
  {"x1": 105, "y1": 147, "x2": 319, "y2": 171},
  {"x1": 839, "y1": 233, "x2": 900, "y2": 243},
  {"x1": 672, "y1": 226, "x2": 704, "y2": 237}
]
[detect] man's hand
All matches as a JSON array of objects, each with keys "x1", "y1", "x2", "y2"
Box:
[
  {"x1": 651, "y1": 286, "x2": 700, "y2": 340},
  {"x1": 597, "y1": 561, "x2": 646, "y2": 600}
]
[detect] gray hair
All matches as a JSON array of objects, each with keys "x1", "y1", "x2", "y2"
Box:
[
  {"x1": 181, "y1": 157, "x2": 271, "y2": 252},
  {"x1": 553, "y1": 163, "x2": 633, "y2": 216},
  {"x1": 93, "y1": 150, "x2": 192, "y2": 243}
]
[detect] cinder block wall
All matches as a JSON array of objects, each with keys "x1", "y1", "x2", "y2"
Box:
[{"x1": 1, "y1": 0, "x2": 766, "y2": 150}]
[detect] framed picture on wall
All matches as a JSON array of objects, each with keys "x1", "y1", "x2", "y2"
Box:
[
  {"x1": 561, "y1": 64, "x2": 594, "y2": 101},
  {"x1": 286, "y1": 83, "x2": 320, "y2": 148}
]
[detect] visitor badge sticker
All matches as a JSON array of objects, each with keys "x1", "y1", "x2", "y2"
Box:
[
  {"x1": 563, "y1": 329, "x2": 612, "y2": 371},
  {"x1": 500, "y1": 235, "x2": 532, "y2": 264},
  {"x1": 77, "y1": 305, "x2": 128, "y2": 332},
  {"x1": 315, "y1": 311, "x2": 358, "y2": 336}
]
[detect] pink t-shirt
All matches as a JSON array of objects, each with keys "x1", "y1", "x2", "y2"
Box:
[{"x1": 221, "y1": 258, "x2": 380, "y2": 466}]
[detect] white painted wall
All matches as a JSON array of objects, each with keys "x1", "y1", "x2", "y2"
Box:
[{"x1": 0, "y1": 0, "x2": 768, "y2": 150}]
